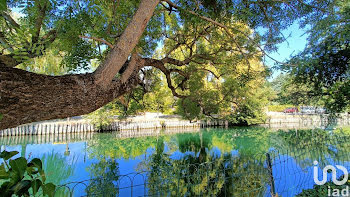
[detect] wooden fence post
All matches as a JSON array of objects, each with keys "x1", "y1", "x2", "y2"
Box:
[{"x1": 266, "y1": 153, "x2": 276, "y2": 197}]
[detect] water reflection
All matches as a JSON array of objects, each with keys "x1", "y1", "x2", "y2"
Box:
[
  {"x1": 142, "y1": 135, "x2": 269, "y2": 196},
  {"x1": 1, "y1": 127, "x2": 350, "y2": 196},
  {"x1": 273, "y1": 129, "x2": 350, "y2": 168},
  {"x1": 86, "y1": 158, "x2": 120, "y2": 196}
]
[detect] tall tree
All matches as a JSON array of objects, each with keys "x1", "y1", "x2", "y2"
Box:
[
  {"x1": 0, "y1": 0, "x2": 336, "y2": 129},
  {"x1": 284, "y1": 0, "x2": 349, "y2": 111}
]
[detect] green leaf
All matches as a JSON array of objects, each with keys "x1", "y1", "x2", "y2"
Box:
[
  {"x1": 28, "y1": 158, "x2": 42, "y2": 170},
  {"x1": 31, "y1": 179, "x2": 42, "y2": 195},
  {"x1": 0, "y1": 0, "x2": 6, "y2": 11},
  {"x1": 26, "y1": 166, "x2": 39, "y2": 175},
  {"x1": 0, "y1": 163, "x2": 9, "y2": 179},
  {"x1": 0, "y1": 113, "x2": 3, "y2": 121},
  {"x1": 0, "y1": 181, "x2": 13, "y2": 197},
  {"x1": 8, "y1": 170, "x2": 21, "y2": 184},
  {"x1": 11, "y1": 180, "x2": 31, "y2": 196},
  {"x1": 9, "y1": 157, "x2": 27, "y2": 180},
  {"x1": 0, "y1": 151, "x2": 19, "y2": 160},
  {"x1": 42, "y1": 183, "x2": 56, "y2": 197}
]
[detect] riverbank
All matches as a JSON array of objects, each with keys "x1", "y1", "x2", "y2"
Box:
[
  {"x1": 262, "y1": 112, "x2": 350, "y2": 129},
  {"x1": 0, "y1": 113, "x2": 228, "y2": 137},
  {"x1": 0, "y1": 112, "x2": 349, "y2": 137}
]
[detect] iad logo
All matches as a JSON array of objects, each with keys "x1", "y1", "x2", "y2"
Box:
[
  {"x1": 313, "y1": 160, "x2": 348, "y2": 185},
  {"x1": 313, "y1": 161, "x2": 349, "y2": 197}
]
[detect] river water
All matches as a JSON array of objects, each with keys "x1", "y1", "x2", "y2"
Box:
[{"x1": 1, "y1": 126, "x2": 350, "y2": 196}]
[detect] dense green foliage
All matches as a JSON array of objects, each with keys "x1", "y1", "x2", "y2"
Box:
[
  {"x1": 2, "y1": 0, "x2": 347, "y2": 124},
  {"x1": 85, "y1": 102, "x2": 117, "y2": 130},
  {"x1": 270, "y1": 73, "x2": 317, "y2": 106},
  {"x1": 280, "y1": 1, "x2": 350, "y2": 112},
  {"x1": 0, "y1": 150, "x2": 56, "y2": 197}
]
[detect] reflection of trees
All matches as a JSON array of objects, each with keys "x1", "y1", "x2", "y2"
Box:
[
  {"x1": 83, "y1": 128, "x2": 274, "y2": 196},
  {"x1": 21, "y1": 144, "x2": 26, "y2": 157},
  {"x1": 85, "y1": 133, "x2": 170, "y2": 196},
  {"x1": 177, "y1": 132, "x2": 211, "y2": 154},
  {"x1": 232, "y1": 127, "x2": 271, "y2": 156},
  {"x1": 87, "y1": 133, "x2": 165, "y2": 159},
  {"x1": 42, "y1": 151, "x2": 77, "y2": 185},
  {"x1": 85, "y1": 134, "x2": 122, "y2": 196},
  {"x1": 202, "y1": 127, "x2": 271, "y2": 156},
  {"x1": 83, "y1": 127, "x2": 350, "y2": 196},
  {"x1": 270, "y1": 129, "x2": 350, "y2": 168},
  {"x1": 144, "y1": 132, "x2": 269, "y2": 196},
  {"x1": 87, "y1": 127, "x2": 271, "y2": 162},
  {"x1": 41, "y1": 151, "x2": 77, "y2": 196},
  {"x1": 85, "y1": 158, "x2": 120, "y2": 196},
  {"x1": 296, "y1": 175, "x2": 350, "y2": 197}
]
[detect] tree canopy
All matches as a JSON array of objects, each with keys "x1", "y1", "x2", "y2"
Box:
[
  {"x1": 0, "y1": 0, "x2": 341, "y2": 129},
  {"x1": 281, "y1": 0, "x2": 349, "y2": 112}
]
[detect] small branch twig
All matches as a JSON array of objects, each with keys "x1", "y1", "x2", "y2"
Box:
[
  {"x1": 79, "y1": 35, "x2": 114, "y2": 48},
  {"x1": 162, "y1": 0, "x2": 297, "y2": 67}
]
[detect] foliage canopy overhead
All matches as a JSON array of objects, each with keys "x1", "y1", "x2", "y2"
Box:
[{"x1": 0, "y1": 0, "x2": 344, "y2": 128}]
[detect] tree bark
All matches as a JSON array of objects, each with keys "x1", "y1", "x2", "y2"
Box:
[
  {"x1": 0, "y1": 0, "x2": 159, "y2": 130},
  {"x1": 93, "y1": 0, "x2": 160, "y2": 89},
  {"x1": 0, "y1": 65, "x2": 140, "y2": 130}
]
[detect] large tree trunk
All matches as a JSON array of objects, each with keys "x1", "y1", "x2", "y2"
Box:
[
  {"x1": 0, "y1": 66, "x2": 139, "y2": 130},
  {"x1": 0, "y1": 0, "x2": 159, "y2": 130}
]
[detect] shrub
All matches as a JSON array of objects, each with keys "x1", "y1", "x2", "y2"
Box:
[{"x1": 0, "y1": 150, "x2": 56, "y2": 197}]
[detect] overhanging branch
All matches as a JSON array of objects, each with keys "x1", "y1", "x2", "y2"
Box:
[
  {"x1": 144, "y1": 58, "x2": 187, "y2": 98},
  {"x1": 93, "y1": 0, "x2": 160, "y2": 89}
]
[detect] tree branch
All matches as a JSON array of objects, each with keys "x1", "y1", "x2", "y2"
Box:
[
  {"x1": 144, "y1": 58, "x2": 187, "y2": 98},
  {"x1": 163, "y1": 0, "x2": 252, "y2": 68},
  {"x1": 93, "y1": 0, "x2": 160, "y2": 89},
  {"x1": 42, "y1": 29, "x2": 57, "y2": 43},
  {"x1": 296, "y1": 0, "x2": 328, "y2": 12},
  {"x1": 169, "y1": 68, "x2": 188, "y2": 78},
  {"x1": 32, "y1": 1, "x2": 48, "y2": 45},
  {"x1": 0, "y1": 65, "x2": 141, "y2": 130},
  {"x1": 120, "y1": 53, "x2": 145, "y2": 83},
  {"x1": 79, "y1": 35, "x2": 114, "y2": 48}
]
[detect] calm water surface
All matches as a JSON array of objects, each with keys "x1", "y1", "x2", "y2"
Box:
[{"x1": 1, "y1": 127, "x2": 350, "y2": 196}]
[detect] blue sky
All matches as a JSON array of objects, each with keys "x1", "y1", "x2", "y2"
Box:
[{"x1": 263, "y1": 22, "x2": 309, "y2": 79}]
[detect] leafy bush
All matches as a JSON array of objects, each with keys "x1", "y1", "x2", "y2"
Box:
[
  {"x1": 175, "y1": 98, "x2": 202, "y2": 122},
  {"x1": 334, "y1": 126, "x2": 350, "y2": 135},
  {"x1": 0, "y1": 150, "x2": 56, "y2": 197},
  {"x1": 225, "y1": 101, "x2": 267, "y2": 125},
  {"x1": 85, "y1": 104, "x2": 116, "y2": 131}
]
